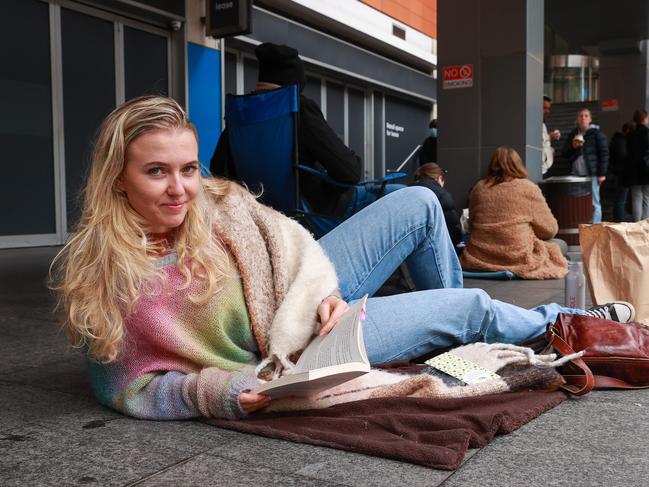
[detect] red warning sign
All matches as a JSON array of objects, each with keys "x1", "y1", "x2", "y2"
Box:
[
  {"x1": 601, "y1": 99, "x2": 619, "y2": 112},
  {"x1": 443, "y1": 64, "x2": 474, "y2": 90}
]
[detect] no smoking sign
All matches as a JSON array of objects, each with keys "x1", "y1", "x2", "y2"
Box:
[{"x1": 443, "y1": 64, "x2": 474, "y2": 90}]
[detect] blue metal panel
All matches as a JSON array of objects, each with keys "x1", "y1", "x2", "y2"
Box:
[{"x1": 187, "y1": 42, "x2": 221, "y2": 175}]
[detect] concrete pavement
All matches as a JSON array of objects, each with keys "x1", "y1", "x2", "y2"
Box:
[{"x1": 1, "y1": 246, "x2": 648, "y2": 486}]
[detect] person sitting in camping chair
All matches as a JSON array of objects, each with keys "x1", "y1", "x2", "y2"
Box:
[{"x1": 210, "y1": 43, "x2": 404, "y2": 234}]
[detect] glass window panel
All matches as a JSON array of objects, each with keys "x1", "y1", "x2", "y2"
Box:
[
  {"x1": 124, "y1": 26, "x2": 168, "y2": 99},
  {"x1": 0, "y1": 0, "x2": 55, "y2": 235},
  {"x1": 243, "y1": 57, "x2": 258, "y2": 94},
  {"x1": 225, "y1": 52, "x2": 237, "y2": 95},
  {"x1": 347, "y1": 87, "x2": 365, "y2": 165},
  {"x1": 61, "y1": 8, "x2": 116, "y2": 231},
  {"x1": 373, "y1": 92, "x2": 384, "y2": 177},
  {"x1": 325, "y1": 81, "x2": 345, "y2": 142},
  {"x1": 303, "y1": 76, "x2": 321, "y2": 109}
]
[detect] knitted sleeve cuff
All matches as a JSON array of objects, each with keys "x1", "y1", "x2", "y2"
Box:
[
  {"x1": 225, "y1": 371, "x2": 263, "y2": 419},
  {"x1": 184, "y1": 367, "x2": 260, "y2": 420}
]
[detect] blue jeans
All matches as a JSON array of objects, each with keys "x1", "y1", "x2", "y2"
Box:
[
  {"x1": 591, "y1": 176, "x2": 602, "y2": 223},
  {"x1": 318, "y1": 187, "x2": 582, "y2": 364},
  {"x1": 630, "y1": 184, "x2": 649, "y2": 221},
  {"x1": 613, "y1": 185, "x2": 629, "y2": 222}
]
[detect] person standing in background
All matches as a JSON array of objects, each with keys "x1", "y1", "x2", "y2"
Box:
[
  {"x1": 609, "y1": 121, "x2": 633, "y2": 222},
  {"x1": 562, "y1": 108, "x2": 609, "y2": 223},
  {"x1": 418, "y1": 119, "x2": 437, "y2": 165},
  {"x1": 625, "y1": 109, "x2": 649, "y2": 221},
  {"x1": 542, "y1": 96, "x2": 561, "y2": 176}
]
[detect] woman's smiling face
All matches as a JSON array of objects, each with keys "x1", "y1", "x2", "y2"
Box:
[{"x1": 120, "y1": 127, "x2": 200, "y2": 233}]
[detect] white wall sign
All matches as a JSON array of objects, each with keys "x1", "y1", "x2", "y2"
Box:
[{"x1": 386, "y1": 121, "x2": 405, "y2": 138}]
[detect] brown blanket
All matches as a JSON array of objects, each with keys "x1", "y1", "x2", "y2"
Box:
[{"x1": 208, "y1": 390, "x2": 568, "y2": 470}]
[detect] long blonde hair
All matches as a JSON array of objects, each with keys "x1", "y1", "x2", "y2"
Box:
[{"x1": 50, "y1": 95, "x2": 232, "y2": 363}]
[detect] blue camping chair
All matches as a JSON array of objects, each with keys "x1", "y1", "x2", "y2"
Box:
[{"x1": 223, "y1": 84, "x2": 406, "y2": 237}]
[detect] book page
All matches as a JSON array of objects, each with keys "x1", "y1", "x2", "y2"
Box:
[
  {"x1": 253, "y1": 367, "x2": 367, "y2": 398},
  {"x1": 293, "y1": 296, "x2": 368, "y2": 373}
]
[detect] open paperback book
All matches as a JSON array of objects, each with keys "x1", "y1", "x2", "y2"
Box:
[{"x1": 252, "y1": 295, "x2": 370, "y2": 398}]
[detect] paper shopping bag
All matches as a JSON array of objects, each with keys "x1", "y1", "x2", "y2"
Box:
[{"x1": 579, "y1": 220, "x2": 649, "y2": 325}]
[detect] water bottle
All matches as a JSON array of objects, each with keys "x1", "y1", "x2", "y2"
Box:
[{"x1": 565, "y1": 261, "x2": 586, "y2": 309}]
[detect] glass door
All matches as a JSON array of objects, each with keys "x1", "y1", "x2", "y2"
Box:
[
  {"x1": 61, "y1": 7, "x2": 116, "y2": 231},
  {"x1": 0, "y1": 0, "x2": 173, "y2": 247},
  {"x1": 0, "y1": 0, "x2": 56, "y2": 246}
]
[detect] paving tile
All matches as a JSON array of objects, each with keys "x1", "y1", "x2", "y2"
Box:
[
  {"x1": 0, "y1": 322, "x2": 71, "y2": 373},
  {"x1": 464, "y1": 278, "x2": 564, "y2": 291},
  {"x1": 0, "y1": 244, "x2": 642, "y2": 487},
  {"x1": 484, "y1": 286, "x2": 565, "y2": 309},
  {"x1": 462, "y1": 279, "x2": 501, "y2": 290},
  {"x1": 203, "y1": 433, "x2": 461, "y2": 486},
  {"x1": 441, "y1": 391, "x2": 649, "y2": 487},
  {"x1": 0, "y1": 420, "x2": 196, "y2": 487},
  {"x1": 0, "y1": 400, "x2": 245, "y2": 487},
  {"x1": 4, "y1": 354, "x2": 91, "y2": 396},
  {"x1": 0, "y1": 298, "x2": 56, "y2": 335},
  {"x1": 135, "y1": 453, "x2": 339, "y2": 487},
  {"x1": 464, "y1": 279, "x2": 572, "y2": 309},
  {"x1": 0, "y1": 383, "x2": 102, "y2": 431}
]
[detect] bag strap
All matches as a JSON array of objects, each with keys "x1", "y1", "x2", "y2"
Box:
[
  {"x1": 562, "y1": 374, "x2": 649, "y2": 390},
  {"x1": 547, "y1": 326, "x2": 595, "y2": 396}
]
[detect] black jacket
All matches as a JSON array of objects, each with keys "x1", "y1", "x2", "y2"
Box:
[
  {"x1": 562, "y1": 125, "x2": 609, "y2": 177},
  {"x1": 609, "y1": 131, "x2": 627, "y2": 176},
  {"x1": 625, "y1": 124, "x2": 649, "y2": 185},
  {"x1": 418, "y1": 136, "x2": 437, "y2": 165},
  {"x1": 410, "y1": 178, "x2": 462, "y2": 245},
  {"x1": 210, "y1": 94, "x2": 362, "y2": 216}
]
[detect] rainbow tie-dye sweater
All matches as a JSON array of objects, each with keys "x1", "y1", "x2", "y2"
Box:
[
  {"x1": 87, "y1": 186, "x2": 340, "y2": 421},
  {"x1": 88, "y1": 254, "x2": 261, "y2": 420}
]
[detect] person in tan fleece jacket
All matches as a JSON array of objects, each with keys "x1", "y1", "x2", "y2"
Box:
[{"x1": 461, "y1": 146, "x2": 568, "y2": 279}]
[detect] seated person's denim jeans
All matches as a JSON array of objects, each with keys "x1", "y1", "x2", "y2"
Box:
[{"x1": 318, "y1": 187, "x2": 584, "y2": 363}]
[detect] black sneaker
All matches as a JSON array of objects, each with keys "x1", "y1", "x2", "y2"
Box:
[{"x1": 584, "y1": 302, "x2": 635, "y2": 323}]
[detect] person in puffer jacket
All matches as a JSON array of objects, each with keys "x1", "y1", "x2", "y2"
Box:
[{"x1": 562, "y1": 108, "x2": 609, "y2": 223}]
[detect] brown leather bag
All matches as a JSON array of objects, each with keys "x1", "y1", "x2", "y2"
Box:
[{"x1": 545, "y1": 313, "x2": 649, "y2": 396}]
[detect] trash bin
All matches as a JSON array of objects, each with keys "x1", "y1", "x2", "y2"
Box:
[{"x1": 539, "y1": 176, "x2": 592, "y2": 248}]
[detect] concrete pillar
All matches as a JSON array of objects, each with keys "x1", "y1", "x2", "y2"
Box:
[
  {"x1": 598, "y1": 40, "x2": 649, "y2": 137},
  {"x1": 437, "y1": 0, "x2": 544, "y2": 207}
]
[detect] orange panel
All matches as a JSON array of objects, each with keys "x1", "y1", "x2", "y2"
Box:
[
  {"x1": 361, "y1": 0, "x2": 437, "y2": 38},
  {"x1": 383, "y1": 1, "x2": 410, "y2": 23},
  {"x1": 409, "y1": 2, "x2": 425, "y2": 17},
  {"x1": 422, "y1": 5, "x2": 437, "y2": 22},
  {"x1": 394, "y1": 0, "x2": 413, "y2": 9},
  {"x1": 360, "y1": 0, "x2": 382, "y2": 10},
  {"x1": 408, "y1": 16, "x2": 423, "y2": 32},
  {"x1": 422, "y1": 5, "x2": 437, "y2": 15}
]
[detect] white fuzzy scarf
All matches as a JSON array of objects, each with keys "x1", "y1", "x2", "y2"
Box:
[{"x1": 212, "y1": 186, "x2": 339, "y2": 375}]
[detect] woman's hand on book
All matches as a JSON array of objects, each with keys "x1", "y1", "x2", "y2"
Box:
[
  {"x1": 317, "y1": 295, "x2": 349, "y2": 336},
  {"x1": 239, "y1": 391, "x2": 271, "y2": 414}
]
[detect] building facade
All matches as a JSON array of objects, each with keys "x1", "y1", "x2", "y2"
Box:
[{"x1": 2, "y1": 0, "x2": 437, "y2": 248}]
